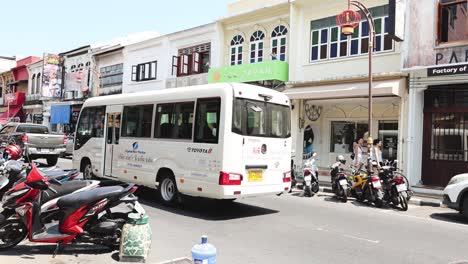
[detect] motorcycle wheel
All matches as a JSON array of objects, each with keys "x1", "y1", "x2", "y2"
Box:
[
  {"x1": 399, "y1": 193, "x2": 409, "y2": 211},
  {"x1": 374, "y1": 198, "x2": 384, "y2": 208},
  {"x1": 312, "y1": 183, "x2": 320, "y2": 193},
  {"x1": 0, "y1": 219, "x2": 27, "y2": 251},
  {"x1": 341, "y1": 189, "x2": 348, "y2": 203}
]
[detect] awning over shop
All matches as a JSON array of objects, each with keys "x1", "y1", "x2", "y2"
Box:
[
  {"x1": 0, "y1": 106, "x2": 23, "y2": 124},
  {"x1": 284, "y1": 78, "x2": 406, "y2": 100},
  {"x1": 51, "y1": 105, "x2": 70, "y2": 124}
]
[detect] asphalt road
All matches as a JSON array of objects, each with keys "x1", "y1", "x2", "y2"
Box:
[{"x1": 1, "y1": 158, "x2": 468, "y2": 264}]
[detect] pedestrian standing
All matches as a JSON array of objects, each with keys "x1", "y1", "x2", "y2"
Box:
[{"x1": 353, "y1": 138, "x2": 364, "y2": 167}]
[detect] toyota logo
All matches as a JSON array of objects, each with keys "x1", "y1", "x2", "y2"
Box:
[{"x1": 261, "y1": 144, "x2": 267, "y2": 154}]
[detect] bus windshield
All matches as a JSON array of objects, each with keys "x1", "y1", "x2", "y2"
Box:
[{"x1": 232, "y1": 98, "x2": 291, "y2": 138}]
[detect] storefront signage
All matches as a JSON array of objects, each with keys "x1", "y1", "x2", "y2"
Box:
[
  {"x1": 4, "y1": 92, "x2": 25, "y2": 106},
  {"x1": 208, "y1": 60, "x2": 289, "y2": 83},
  {"x1": 42, "y1": 53, "x2": 62, "y2": 98},
  {"x1": 427, "y1": 63, "x2": 468, "y2": 77},
  {"x1": 435, "y1": 48, "x2": 468, "y2": 65}
]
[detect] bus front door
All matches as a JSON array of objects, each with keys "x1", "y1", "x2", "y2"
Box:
[{"x1": 104, "y1": 111, "x2": 121, "y2": 177}]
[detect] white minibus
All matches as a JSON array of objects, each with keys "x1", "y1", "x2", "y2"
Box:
[{"x1": 72, "y1": 83, "x2": 292, "y2": 204}]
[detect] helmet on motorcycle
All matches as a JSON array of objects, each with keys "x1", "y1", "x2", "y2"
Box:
[
  {"x1": 336, "y1": 155, "x2": 346, "y2": 165},
  {"x1": 4, "y1": 144, "x2": 22, "y2": 160}
]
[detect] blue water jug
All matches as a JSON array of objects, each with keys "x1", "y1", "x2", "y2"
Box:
[{"x1": 191, "y1": 235, "x2": 216, "y2": 264}]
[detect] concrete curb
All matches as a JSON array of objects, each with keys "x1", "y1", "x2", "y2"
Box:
[{"x1": 317, "y1": 186, "x2": 443, "y2": 208}]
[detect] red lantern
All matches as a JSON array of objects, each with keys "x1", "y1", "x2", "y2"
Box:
[{"x1": 336, "y1": 9, "x2": 362, "y2": 35}]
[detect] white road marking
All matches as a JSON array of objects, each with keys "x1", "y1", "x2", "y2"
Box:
[
  {"x1": 342, "y1": 234, "x2": 380, "y2": 244},
  {"x1": 316, "y1": 227, "x2": 380, "y2": 244}
]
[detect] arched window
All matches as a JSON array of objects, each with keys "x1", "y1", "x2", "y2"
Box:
[
  {"x1": 271, "y1": 25, "x2": 288, "y2": 61},
  {"x1": 230, "y1": 35, "x2": 244, "y2": 65},
  {"x1": 250, "y1": 30, "x2": 265, "y2": 63},
  {"x1": 31, "y1": 74, "x2": 36, "y2": 94},
  {"x1": 70, "y1": 65, "x2": 76, "y2": 72},
  {"x1": 36, "y1": 73, "x2": 41, "y2": 95}
]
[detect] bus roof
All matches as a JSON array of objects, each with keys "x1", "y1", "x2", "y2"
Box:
[{"x1": 83, "y1": 83, "x2": 290, "y2": 107}]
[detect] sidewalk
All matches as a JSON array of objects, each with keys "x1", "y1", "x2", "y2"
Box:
[{"x1": 317, "y1": 181, "x2": 444, "y2": 208}]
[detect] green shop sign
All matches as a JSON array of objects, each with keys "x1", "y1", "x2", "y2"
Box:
[{"x1": 208, "y1": 60, "x2": 289, "y2": 83}]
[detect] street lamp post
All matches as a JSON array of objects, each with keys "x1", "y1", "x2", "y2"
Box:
[{"x1": 337, "y1": 0, "x2": 376, "y2": 173}]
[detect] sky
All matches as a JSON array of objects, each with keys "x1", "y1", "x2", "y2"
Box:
[{"x1": 0, "y1": 0, "x2": 232, "y2": 57}]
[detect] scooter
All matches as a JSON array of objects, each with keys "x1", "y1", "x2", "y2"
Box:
[
  {"x1": 0, "y1": 164, "x2": 144, "y2": 252},
  {"x1": 379, "y1": 160, "x2": 409, "y2": 211},
  {"x1": 1, "y1": 173, "x2": 100, "y2": 224},
  {"x1": 0, "y1": 159, "x2": 80, "y2": 199},
  {"x1": 303, "y1": 153, "x2": 319, "y2": 197},
  {"x1": 330, "y1": 155, "x2": 349, "y2": 202},
  {"x1": 349, "y1": 160, "x2": 384, "y2": 208}
]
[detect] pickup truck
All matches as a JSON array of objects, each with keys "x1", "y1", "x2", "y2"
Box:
[{"x1": 0, "y1": 123, "x2": 66, "y2": 166}]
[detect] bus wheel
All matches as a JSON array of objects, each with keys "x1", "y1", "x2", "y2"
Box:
[
  {"x1": 82, "y1": 160, "x2": 94, "y2": 180},
  {"x1": 158, "y1": 174, "x2": 178, "y2": 205}
]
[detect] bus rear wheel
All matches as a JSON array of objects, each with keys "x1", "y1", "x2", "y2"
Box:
[{"x1": 158, "y1": 175, "x2": 178, "y2": 205}]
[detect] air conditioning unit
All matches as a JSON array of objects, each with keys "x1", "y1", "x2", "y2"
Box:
[{"x1": 64, "y1": 91, "x2": 74, "y2": 100}]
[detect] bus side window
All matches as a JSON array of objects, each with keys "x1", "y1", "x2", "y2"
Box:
[
  {"x1": 75, "y1": 107, "x2": 105, "y2": 150},
  {"x1": 194, "y1": 98, "x2": 221, "y2": 143}
]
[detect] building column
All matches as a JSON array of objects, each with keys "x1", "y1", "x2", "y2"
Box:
[{"x1": 404, "y1": 85, "x2": 426, "y2": 186}]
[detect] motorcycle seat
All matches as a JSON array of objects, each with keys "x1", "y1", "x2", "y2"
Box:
[
  {"x1": 41, "y1": 169, "x2": 79, "y2": 180},
  {"x1": 40, "y1": 180, "x2": 94, "y2": 205},
  {"x1": 57, "y1": 186, "x2": 124, "y2": 209}
]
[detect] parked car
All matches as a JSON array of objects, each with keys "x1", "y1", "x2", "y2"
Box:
[
  {"x1": 443, "y1": 173, "x2": 468, "y2": 220},
  {"x1": 0, "y1": 123, "x2": 67, "y2": 166}
]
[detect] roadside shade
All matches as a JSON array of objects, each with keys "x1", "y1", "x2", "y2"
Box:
[
  {"x1": 283, "y1": 78, "x2": 406, "y2": 100},
  {"x1": 51, "y1": 105, "x2": 71, "y2": 124}
]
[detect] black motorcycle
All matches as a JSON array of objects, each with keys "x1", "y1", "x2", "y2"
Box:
[
  {"x1": 330, "y1": 155, "x2": 349, "y2": 202},
  {"x1": 378, "y1": 160, "x2": 412, "y2": 211}
]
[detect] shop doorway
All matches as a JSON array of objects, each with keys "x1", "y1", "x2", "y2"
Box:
[
  {"x1": 378, "y1": 121, "x2": 398, "y2": 160},
  {"x1": 422, "y1": 86, "x2": 468, "y2": 186}
]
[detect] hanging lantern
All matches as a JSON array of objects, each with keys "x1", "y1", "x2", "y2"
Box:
[{"x1": 336, "y1": 9, "x2": 361, "y2": 35}]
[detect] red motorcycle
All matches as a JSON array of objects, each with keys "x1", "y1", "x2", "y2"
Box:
[{"x1": 0, "y1": 165, "x2": 145, "y2": 252}]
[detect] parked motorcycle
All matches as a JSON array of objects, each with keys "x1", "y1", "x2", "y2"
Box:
[
  {"x1": 1, "y1": 173, "x2": 100, "y2": 224},
  {"x1": 0, "y1": 164, "x2": 144, "y2": 252},
  {"x1": 330, "y1": 155, "x2": 349, "y2": 202},
  {"x1": 0, "y1": 159, "x2": 80, "y2": 199},
  {"x1": 379, "y1": 160, "x2": 409, "y2": 211},
  {"x1": 303, "y1": 153, "x2": 319, "y2": 197},
  {"x1": 349, "y1": 161, "x2": 384, "y2": 208}
]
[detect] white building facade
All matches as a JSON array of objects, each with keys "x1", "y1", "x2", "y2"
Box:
[
  {"x1": 122, "y1": 23, "x2": 220, "y2": 93},
  {"x1": 284, "y1": 0, "x2": 408, "y2": 179},
  {"x1": 25, "y1": 59, "x2": 45, "y2": 124}
]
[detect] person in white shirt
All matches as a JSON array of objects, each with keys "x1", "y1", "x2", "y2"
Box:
[{"x1": 370, "y1": 139, "x2": 383, "y2": 167}]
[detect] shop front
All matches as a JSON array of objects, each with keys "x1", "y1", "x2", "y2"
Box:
[
  {"x1": 48, "y1": 102, "x2": 82, "y2": 134},
  {"x1": 0, "y1": 92, "x2": 25, "y2": 124},
  {"x1": 284, "y1": 76, "x2": 407, "y2": 174},
  {"x1": 406, "y1": 63, "x2": 468, "y2": 187},
  {"x1": 208, "y1": 60, "x2": 289, "y2": 89}
]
